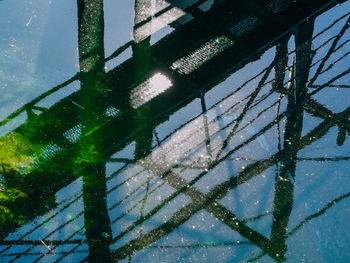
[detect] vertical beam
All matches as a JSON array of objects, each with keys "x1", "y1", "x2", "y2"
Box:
[
  {"x1": 77, "y1": 0, "x2": 105, "y2": 73},
  {"x1": 77, "y1": 1, "x2": 112, "y2": 262},
  {"x1": 272, "y1": 35, "x2": 289, "y2": 93},
  {"x1": 133, "y1": 0, "x2": 152, "y2": 80},
  {"x1": 200, "y1": 90, "x2": 213, "y2": 159},
  {"x1": 133, "y1": 0, "x2": 154, "y2": 160},
  {"x1": 133, "y1": 0, "x2": 152, "y2": 43},
  {"x1": 269, "y1": 19, "x2": 314, "y2": 261},
  {"x1": 81, "y1": 161, "x2": 113, "y2": 262}
]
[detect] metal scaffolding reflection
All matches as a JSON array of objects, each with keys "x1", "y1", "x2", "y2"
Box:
[{"x1": 0, "y1": 0, "x2": 350, "y2": 262}]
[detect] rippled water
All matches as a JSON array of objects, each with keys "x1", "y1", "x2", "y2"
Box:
[{"x1": 1, "y1": 0, "x2": 350, "y2": 262}]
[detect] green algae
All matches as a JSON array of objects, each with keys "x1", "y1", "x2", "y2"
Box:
[{"x1": 0, "y1": 188, "x2": 28, "y2": 232}]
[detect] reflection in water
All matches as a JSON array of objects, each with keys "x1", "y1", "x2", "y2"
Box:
[
  {"x1": 133, "y1": 0, "x2": 186, "y2": 43},
  {"x1": 170, "y1": 36, "x2": 234, "y2": 74},
  {"x1": 130, "y1": 73, "x2": 173, "y2": 109},
  {"x1": 1, "y1": 0, "x2": 350, "y2": 262}
]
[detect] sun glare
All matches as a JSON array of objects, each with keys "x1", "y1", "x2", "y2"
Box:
[{"x1": 130, "y1": 72, "x2": 173, "y2": 109}]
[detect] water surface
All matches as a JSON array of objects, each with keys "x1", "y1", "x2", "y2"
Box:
[{"x1": 1, "y1": 0, "x2": 350, "y2": 262}]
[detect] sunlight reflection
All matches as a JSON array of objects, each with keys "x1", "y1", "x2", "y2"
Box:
[{"x1": 130, "y1": 72, "x2": 173, "y2": 109}]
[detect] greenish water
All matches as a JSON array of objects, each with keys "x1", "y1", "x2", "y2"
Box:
[{"x1": 1, "y1": 0, "x2": 350, "y2": 262}]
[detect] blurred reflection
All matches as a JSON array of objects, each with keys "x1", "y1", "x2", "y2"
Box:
[{"x1": 0, "y1": 0, "x2": 350, "y2": 262}]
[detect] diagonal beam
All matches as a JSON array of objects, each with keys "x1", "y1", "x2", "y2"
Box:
[{"x1": 111, "y1": 103, "x2": 350, "y2": 261}]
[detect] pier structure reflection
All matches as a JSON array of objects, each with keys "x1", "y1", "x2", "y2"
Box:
[{"x1": 0, "y1": 0, "x2": 350, "y2": 262}]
